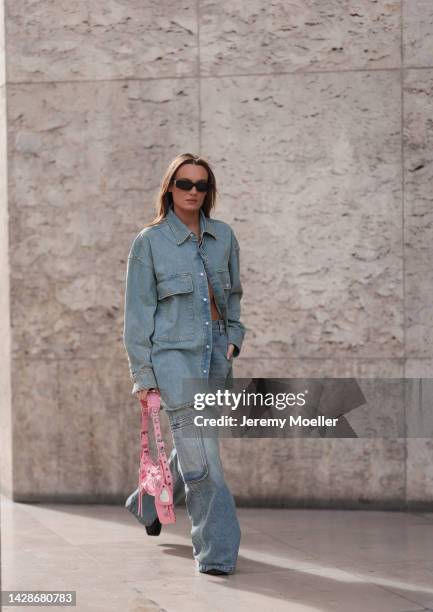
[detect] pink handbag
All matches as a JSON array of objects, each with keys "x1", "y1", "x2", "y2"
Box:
[{"x1": 137, "y1": 390, "x2": 176, "y2": 525}]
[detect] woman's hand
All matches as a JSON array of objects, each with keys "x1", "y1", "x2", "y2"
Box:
[
  {"x1": 136, "y1": 388, "x2": 159, "y2": 402},
  {"x1": 227, "y1": 343, "x2": 235, "y2": 361}
]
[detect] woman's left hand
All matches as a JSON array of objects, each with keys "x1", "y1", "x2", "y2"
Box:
[{"x1": 227, "y1": 343, "x2": 235, "y2": 360}]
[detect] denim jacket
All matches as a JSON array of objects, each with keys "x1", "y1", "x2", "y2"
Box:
[{"x1": 123, "y1": 204, "x2": 246, "y2": 410}]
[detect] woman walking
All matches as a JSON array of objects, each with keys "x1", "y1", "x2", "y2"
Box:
[{"x1": 123, "y1": 153, "x2": 246, "y2": 575}]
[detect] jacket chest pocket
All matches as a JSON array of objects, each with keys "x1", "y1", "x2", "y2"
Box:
[{"x1": 154, "y1": 273, "x2": 194, "y2": 342}]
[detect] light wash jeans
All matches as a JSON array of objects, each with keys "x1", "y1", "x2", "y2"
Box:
[{"x1": 125, "y1": 319, "x2": 241, "y2": 574}]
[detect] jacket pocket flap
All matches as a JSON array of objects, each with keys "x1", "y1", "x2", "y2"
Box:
[
  {"x1": 217, "y1": 269, "x2": 231, "y2": 290},
  {"x1": 157, "y1": 273, "x2": 193, "y2": 300}
]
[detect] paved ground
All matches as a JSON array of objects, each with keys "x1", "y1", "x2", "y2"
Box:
[{"x1": 1, "y1": 496, "x2": 433, "y2": 611}]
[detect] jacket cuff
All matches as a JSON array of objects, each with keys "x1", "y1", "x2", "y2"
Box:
[
  {"x1": 131, "y1": 368, "x2": 157, "y2": 395},
  {"x1": 227, "y1": 326, "x2": 245, "y2": 358}
]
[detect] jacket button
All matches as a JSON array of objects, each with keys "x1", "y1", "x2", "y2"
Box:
[
  {"x1": 203, "y1": 297, "x2": 207, "y2": 302},
  {"x1": 206, "y1": 345, "x2": 210, "y2": 349},
  {"x1": 205, "y1": 321, "x2": 209, "y2": 325},
  {"x1": 203, "y1": 369, "x2": 207, "y2": 373},
  {"x1": 200, "y1": 272, "x2": 204, "y2": 276}
]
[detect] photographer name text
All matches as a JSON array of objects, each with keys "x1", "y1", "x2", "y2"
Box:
[{"x1": 194, "y1": 415, "x2": 339, "y2": 429}]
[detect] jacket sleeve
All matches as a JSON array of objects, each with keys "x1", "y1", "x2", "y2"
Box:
[
  {"x1": 227, "y1": 228, "x2": 246, "y2": 358},
  {"x1": 123, "y1": 233, "x2": 158, "y2": 395}
]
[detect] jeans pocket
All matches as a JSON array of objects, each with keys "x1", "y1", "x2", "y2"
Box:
[{"x1": 168, "y1": 411, "x2": 209, "y2": 485}]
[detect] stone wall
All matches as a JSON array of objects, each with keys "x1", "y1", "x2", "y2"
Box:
[
  {"x1": 1, "y1": 1, "x2": 433, "y2": 507},
  {"x1": 0, "y1": 0, "x2": 12, "y2": 499}
]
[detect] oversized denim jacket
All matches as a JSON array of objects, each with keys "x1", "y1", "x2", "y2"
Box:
[{"x1": 123, "y1": 204, "x2": 246, "y2": 410}]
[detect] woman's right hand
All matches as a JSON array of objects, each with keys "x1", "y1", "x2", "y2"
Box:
[{"x1": 136, "y1": 388, "x2": 159, "y2": 402}]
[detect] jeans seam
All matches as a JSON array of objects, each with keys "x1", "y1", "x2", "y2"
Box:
[{"x1": 193, "y1": 482, "x2": 207, "y2": 560}]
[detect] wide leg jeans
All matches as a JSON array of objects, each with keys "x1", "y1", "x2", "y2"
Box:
[{"x1": 125, "y1": 319, "x2": 241, "y2": 574}]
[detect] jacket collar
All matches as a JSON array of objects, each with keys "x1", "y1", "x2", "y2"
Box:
[{"x1": 165, "y1": 205, "x2": 217, "y2": 245}]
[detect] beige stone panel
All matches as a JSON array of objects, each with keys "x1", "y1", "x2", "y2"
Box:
[
  {"x1": 9, "y1": 335, "x2": 168, "y2": 501},
  {"x1": 0, "y1": 0, "x2": 5, "y2": 85},
  {"x1": 405, "y1": 360, "x2": 433, "y2": 438},
  {"x1": 6, "y1": 1, "x2": 198, "y2": 82},
  {"x1": 0, "y1": 83, "x2": 12, "y2": 497},
  {"x1": 224, "y1": 437, "x2": 406, "y2": 508},
  {"x1": 7, "y1": 79, "x2": 199, "y2": 361},
  {"x1": 56, "y1": 358, "x2": 135, "y2": 499},
  {"x1": 235, "y1": 357, "x2": 404, "y2": 378},
  {"x1": 222, "y1": 359, "x2": 406, "y2": 505},
  {"x1": 200, "y1": 0, "x2": 401, "y2": 76},
  {"x1": 10, "y1": 356, "x2": 174, "y2": 500},
  {"x1": 230, "y1": 358, "x2": 405, "y2": 436},
  {"x1": 406, "y1": 358, "x2": 433, "y2": 378},
  {"x1": 403, "y1": 0, "x2": 433, "y2": 67},
  {"x1": 404, "y1": 69, "x2": 433, "y2": 358},
  {"x1": 11, "y1": 359, "x2": 61, "y2": 499},
  {"x1": 405, "y1": 360, "x2": 433, "y2": 505},
  {"x1": 202, "y1": 71, "x2": 403, "y2": 360},
  {"x1": 69, "y1": 359, "x2": 173, "y2": 501},
  {"x1": 406, "y1": 438, "x2": 433, "y2": 506}
]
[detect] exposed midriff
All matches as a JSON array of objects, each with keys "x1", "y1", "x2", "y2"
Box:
[{"x1": 208, "y1": 280, "x2": 222, "y2": 320}]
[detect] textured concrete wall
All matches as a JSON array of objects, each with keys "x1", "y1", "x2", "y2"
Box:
[
  {"x1": 0, "y1": 0, "x2": 13, "y2": 499},
  {"x1": 1, "y1": 1, "x2": 433, "y2": 507}
]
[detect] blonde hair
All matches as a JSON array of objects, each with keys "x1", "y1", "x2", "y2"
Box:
[{"x1": 144, "y1": 153, "x2": 218, "y2": 228}]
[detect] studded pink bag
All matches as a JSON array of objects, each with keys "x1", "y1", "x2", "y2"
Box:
[{"x1": 137, "y1": 390, "x2": 176, "y2": 525}]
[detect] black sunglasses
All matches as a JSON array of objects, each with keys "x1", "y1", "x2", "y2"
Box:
[{"x1": 173, "y1": 178, "x2": 211, "y2": 193}]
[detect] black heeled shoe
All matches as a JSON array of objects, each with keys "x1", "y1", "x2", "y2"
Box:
[
  {"x1": 125, "y1": 489, "x2": 162, "y2": 536},
  {"x1": 201, "y1": 568, "x2": 229, "y2": 575},
  {"x1": 145, "y1": 517, "x2": 162, "y2": 536}
]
